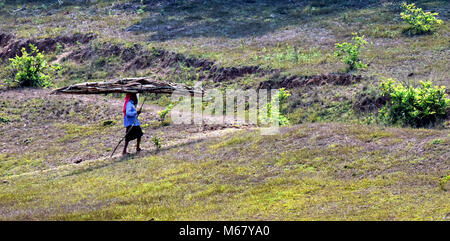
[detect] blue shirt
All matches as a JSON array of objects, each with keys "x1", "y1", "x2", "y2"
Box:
[{"x1": 124, "y1": 100, "x2": 140, "y2": 127}]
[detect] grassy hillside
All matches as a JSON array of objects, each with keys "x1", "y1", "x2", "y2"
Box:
[
  {"x1": 0, "y1": 0, "x2": 449, "y2": 220},
  {"x1": 1, "y1": 115, "x2": 449, "y2": 220}
]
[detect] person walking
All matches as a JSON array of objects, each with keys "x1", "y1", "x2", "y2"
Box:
[{"x1": 122, "y1": 93, "x2": 144, "y2": 155}]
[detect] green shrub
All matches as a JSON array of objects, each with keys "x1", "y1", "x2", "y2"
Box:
[
  {"x1": 6, "y1": 44, "x2": 55, "y2": 88},
  {"x1": 400, "y1": 2, "x2": 443, "y2": 35},
  {"x1": 334, "y1": 33, "x2": 368, "y2": 71},
  {"x1": 158, "y1": 103, "x2": 174, "y2": 122},
  {"x1": 379, "y1": 79, "x2": 449, "y2": 127},
  {"x1": 259, "y1": 88, "x2": 290, "y2": 126}
]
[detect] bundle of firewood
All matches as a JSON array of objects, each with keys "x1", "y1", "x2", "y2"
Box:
[{"x1": 51, "y1": 77, "x2": 201, "y2": 95}]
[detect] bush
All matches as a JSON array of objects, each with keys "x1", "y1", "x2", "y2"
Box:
[
  {"x1": 400, "y1": 2, "x2": 443, "y2": 35},
  {"x1": 379, "y1": 79, "x2": 449, "y2": 127},
  {"x1": 6, "y1": 44, "x2": 54, "y2": 88},
  {"x1": 259, "y1": 88, "x2": 290, "y2": 126},
  {"x1": 334, "y1": 33, "x2": 368, "y2": 71}
]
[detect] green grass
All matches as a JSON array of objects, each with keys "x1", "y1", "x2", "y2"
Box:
[
  {"x1": 56, "y1": 122, "x2": 114, "y2": 143},
  {"x1": 1, "y1": 123, "x2": 448, "y2": 220}
]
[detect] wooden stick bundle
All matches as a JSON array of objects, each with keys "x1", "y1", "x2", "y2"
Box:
[{"x1": 51, "y1": 77, "x2": 201, "y2": 95}]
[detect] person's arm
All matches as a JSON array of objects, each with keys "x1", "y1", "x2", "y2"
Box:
[{"x1": 126, "y1": 102, "x2": 137, "y2": 117}]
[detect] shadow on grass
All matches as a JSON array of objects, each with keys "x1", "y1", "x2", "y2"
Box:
[
  {"x1": 128, "y1": 0, "x2": 384, "y2": 41},
  {"x1": 60, "y1": 134, "x2": 209, "y2": 177}
]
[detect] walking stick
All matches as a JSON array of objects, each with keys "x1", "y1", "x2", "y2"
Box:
[{"x1": 110, "y1": 96, "x2": 147, "y2": 158}]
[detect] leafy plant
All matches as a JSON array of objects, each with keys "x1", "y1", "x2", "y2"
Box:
[
  {"x1": 334, "y1": 33, "x2": 368, "y2": 71},
  {"x1": 259, "y1": 88, "x2": 291, "y2": 126},
  {"x1": 152, "y1": 135, "x2": 162, "y2": 150},
  {"x1": 0, "y1": 115, "x2": 10, "y2": 124},
  {"x1": 6, "y1": 44, "x2": 57, "y2": 88},
  {"x1": 158, "y1": 103, "x2": 174, "y2": 122},
  {"x1": 379, "y1": 79, "x2": 449, "y2": 127},
  {"x1": 137, "y1": 1, "x2": 145, "y2": 14},
  {"x1": 400, "y1": 2, "x2": 443, "y2": 35},
  {"x1": 137, "y1": 6, "x2": 145, "y2": 15},
  {"x1": 55, "y1": 42, "x2": 63, "y2": 54}
]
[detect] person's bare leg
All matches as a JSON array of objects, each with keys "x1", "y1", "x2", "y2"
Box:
[
  {"x1": 123, "y1": 140, "x2": 129, "y2": 155},
  {"x1": 136, "y1": 137, "x2": 142, "y2": 152}
]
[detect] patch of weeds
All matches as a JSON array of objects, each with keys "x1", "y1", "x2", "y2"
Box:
[
  {"x1": 55, "y1": 42, "x2": 63, "y2": 54},
  {"x1": 137, "y1": 6, "x2": 145, "y2": 15},
  {"x1": 439, "y1": 175, "x2": 449, "y2": 191},
  {"x1": 209, "y1": 135, "x2": 247, "y2": 151},
  {"x1": 152, "y1": 134, "x2": 162, "y2": 151},
  {"x1": 430, "y1": 139, "x2": 443, "y2": 145},
  {"x1": 252, "y1": 45, "x2": 326, "y2": 69},
  {"x1": 288, "y1": 97, "x2": 355, "y2": 125},
  {"x1": 57, "y1": 62, "x2": 90, "y2": 87},
  {"x1": 0, "y1": 113, "x2": 10, "y2": 124},
  {"x1": 351, "y1": 128, "x2": 393, "y2": 142},
  {"x1": 362, "y1": 24, "x2": 401, "y2": 38}
]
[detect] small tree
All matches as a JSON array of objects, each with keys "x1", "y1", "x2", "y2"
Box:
[
  {"x1": 379, "y1": 79, "x2": 449, "y2": 127},
  {"x1": 401, "y1": 2, "x2": 443, "y2": 35},
  {"x1": 7, "y1": 44, "x2": 53, "y2": 88},
  {"x1": 334, "y1": 33, "x2": 368, "y2": 71}
]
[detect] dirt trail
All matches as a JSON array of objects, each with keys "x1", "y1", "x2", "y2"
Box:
[{"x1": 4, "y1": 127, "x2": 243, "y2": 180}]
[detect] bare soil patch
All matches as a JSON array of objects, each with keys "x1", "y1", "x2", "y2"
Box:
[
  {"x1": 259, "y1": 73, "x2": 363, "y2": 89},
  {"x1": 0, "y1": 33, "x2": 96, "y2": 60}
]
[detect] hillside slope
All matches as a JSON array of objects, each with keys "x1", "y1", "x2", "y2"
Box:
[
  {"x1": 1, "y1": 119, "x2": 449, "y2": 220},
  {"x1": 0, "y1": 0, "x2": 449, "y2": 220}
]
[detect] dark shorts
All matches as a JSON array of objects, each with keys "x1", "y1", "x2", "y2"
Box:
[{"x1": 125, "y1": 126, "x2": 143, "y2": 142}]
